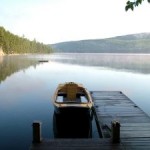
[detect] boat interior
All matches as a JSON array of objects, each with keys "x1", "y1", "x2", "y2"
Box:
[{"x1": 55, "y1": 83, "x2": 89, "y2": 103}]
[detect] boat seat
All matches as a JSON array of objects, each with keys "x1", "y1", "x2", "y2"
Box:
[{"x1": 66, "y1": 83, "x2": 78, "y2": 100}]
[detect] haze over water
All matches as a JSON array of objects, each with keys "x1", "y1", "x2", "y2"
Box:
[{"x1": 0, "y1": 53, "x2": 150, "y2": 150}]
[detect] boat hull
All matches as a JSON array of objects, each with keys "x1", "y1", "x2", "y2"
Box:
[
  {"x1": 52, "y1": 82, "x2": 94, "y2": 138},
  {"x1": 54, "y1": 106, "x2": 92, "y2": 117},
  {"x1": 53, "y1": 108, "x2": 93, "y2": 138}
]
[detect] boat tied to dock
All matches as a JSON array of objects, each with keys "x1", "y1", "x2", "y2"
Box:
[{"x1": 52, "y1": 82, "x2": 93, "y2": 116}]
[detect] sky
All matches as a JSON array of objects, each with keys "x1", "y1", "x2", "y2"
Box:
[{"x1": 0, "y1": 0, "x2": 150, "y2": 44}]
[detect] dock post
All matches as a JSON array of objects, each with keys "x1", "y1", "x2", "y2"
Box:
[
  {"x1": 32, "y1": 121, "x2": 42, "y2": 143},
  {"x1": 111, "y1": 121, "x2": 120, "y2": 143}
]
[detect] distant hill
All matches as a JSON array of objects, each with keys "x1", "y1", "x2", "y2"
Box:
[{"x1": 51, "y1": 33, "x2": 150, "y2": 53}]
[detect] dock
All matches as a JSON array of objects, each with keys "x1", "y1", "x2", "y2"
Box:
[{"x1": 30, "y1": 91, "x2": 150, "y2": 150}]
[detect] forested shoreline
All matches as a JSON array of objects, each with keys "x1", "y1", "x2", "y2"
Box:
[{"x1": 0, "y1": 26, "x2": 53, "y2": 54}]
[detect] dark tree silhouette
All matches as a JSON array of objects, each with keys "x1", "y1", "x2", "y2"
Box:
[
  {"x1": 0, "y1": 26, "x2": 53, "y2": 54},
  {"x1": 126, "y1": 0, "x2": 150, "y2": 11}
]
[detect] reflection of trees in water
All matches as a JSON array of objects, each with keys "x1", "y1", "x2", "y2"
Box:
[
  {"x1": 0, "y1": 56, "x2": 3, "y2": 64},
  {"x1": 1, "y1": 54, "x2": 150, "y2": 83},
  {"x1": 52, "y1": 53, "x2": 150, "y2": 74},
  {"x1": 0, "y1": 55, "x2": 38, "y2": 83}
]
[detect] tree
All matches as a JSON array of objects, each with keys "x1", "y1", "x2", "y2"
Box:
[
  {"x1": 0, "y1": 26, "x2": 53, "y2": 54},
  {"x1": 125, "y1": 0, "x2": 150, "y2": 11}
]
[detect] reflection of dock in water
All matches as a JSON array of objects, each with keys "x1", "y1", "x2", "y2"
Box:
[
  {"x1": 53, "y1": 111, "x2": 92, "y2": 138},
  {"x1": 30, "y1": 91, "x2": 150, "y2": 150}
]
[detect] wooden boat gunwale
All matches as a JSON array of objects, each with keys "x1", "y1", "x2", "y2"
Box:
[{"x1": 53, "y1": 82, "x2": 93, "y2": 109}]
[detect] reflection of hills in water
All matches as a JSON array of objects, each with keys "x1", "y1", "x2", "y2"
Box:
[
  {"x1": 52, "y1": 53, "x2": 150, "y2": 74},
  {"x1": 0, "y1": 55, "x2": 38, "y2": 83},
  {"x1": 53, "y1": 111, "x2": 92, "y2": 138},
  {"x1": 1, "y1": 53, "x2": 150, "y2": 83}
]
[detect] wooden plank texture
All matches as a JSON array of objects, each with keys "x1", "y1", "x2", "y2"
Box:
[
  {"x1": 30, "y1": 91, "x2": 150, "y2": 150},
  {"x1": 91, "y1": 91, "x2": 150, "y2": 138}
]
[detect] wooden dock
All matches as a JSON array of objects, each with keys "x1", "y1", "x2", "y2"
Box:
[{"x1": 30, "y1": 91, "x2": 150, "y2": 150}]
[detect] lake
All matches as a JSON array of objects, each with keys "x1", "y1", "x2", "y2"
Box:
[{"x1": 1, "y1": 53, "x2": 150, "y2": 150}]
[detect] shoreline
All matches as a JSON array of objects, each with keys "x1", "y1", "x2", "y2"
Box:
[
  {"x1": 0, "y1": 48, "x2": 5, "y2": 56},
  {"x1": 0, "y1": 53, "x2": 5, "y2": 56},
  {"x1": 0, "y1": 53, "x2": 28, "y2": 56}
]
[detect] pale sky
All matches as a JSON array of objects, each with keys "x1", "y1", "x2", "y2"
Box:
[{"x1": 0, "y1": 0, "x2": 150, "y2": 44}]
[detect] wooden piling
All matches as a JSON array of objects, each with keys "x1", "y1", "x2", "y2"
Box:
[
  {"x1": 111, "y1": 121, "x2": 120, "y2": 143},
  {"x1": 32, "y1": 121, "x2": 42, "y2": 143}
]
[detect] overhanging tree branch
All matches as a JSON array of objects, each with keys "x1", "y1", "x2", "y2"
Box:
[{"x1": 125, "y1": 0, "x2": 150, "y2": 11}]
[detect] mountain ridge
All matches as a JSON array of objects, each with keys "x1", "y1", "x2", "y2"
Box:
[{"x1": 51, "y1": 33, "x2": 150, "y2": 53}]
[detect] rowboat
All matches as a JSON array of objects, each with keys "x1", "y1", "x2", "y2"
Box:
[{"x1": 53, "y1": 82, "x2": 93, "y2": 116}]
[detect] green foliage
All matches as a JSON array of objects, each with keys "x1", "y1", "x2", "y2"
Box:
[
  {"x1": 0, "y1": 26, "x2": 53, "y2": 54},
  {"x1": 125, "y1": 0, "x2": 150, "y2": 11}
]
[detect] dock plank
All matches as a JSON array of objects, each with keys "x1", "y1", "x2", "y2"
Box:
[
  {"x1": 91, "y1": 91, "x2": 150, "y2": 139},
  {"x1": 30, "y1": 91, "x2": 150, "y2": 150},
  {"x1": 30, "y1": 139, "x2": 123, "y2": 150}
]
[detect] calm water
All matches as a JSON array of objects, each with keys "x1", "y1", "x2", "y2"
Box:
[{"x1": 1, "y1": 53, "x2": 150, "y2": 149}]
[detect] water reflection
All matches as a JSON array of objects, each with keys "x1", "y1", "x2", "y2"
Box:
[
  {"x1": 0, "y1": 55, "x2": 38, "y2": 83},
  {"x1": 53, "y1": 111, "x2": 92, "y2": 138},
  {"x1": 1, "y1": 53, "x2": 150, "y2": 84},
  {"x1": 49, "y1": 53, "x2": 150, "y2": 74},
  {"x1": 1, "y1": 53, "x2": 150, "y2": 150},
  {"x1": 0, "y1": 55, "x2": 3, "y2": 63}
]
